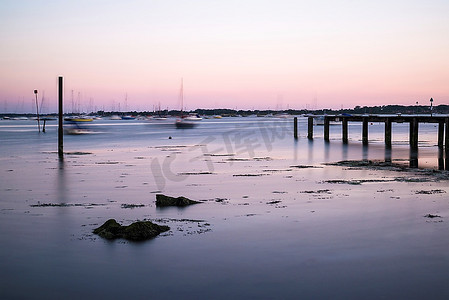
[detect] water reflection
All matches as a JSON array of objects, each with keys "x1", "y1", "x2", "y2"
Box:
[
  {"x1": 438, "y1": 148, "x2": 444, "y2": 170},
  {"x1": 342, "y1": 143, "x2": 348, "y2": 161},
  {"x1": 64, "y1": 121, "x2": 94, "y2": 135},
  {"x1": 57, "y1": 158, "x2": 67, "y2": 203},
  {"x1": 409, "y1": 148, "x2": 418, "y2": 168},
  {"x1": 362, "y1": 144, "x2": 369, "y2": 161},
  {"x1": 324, "y1": 140, "x2": 330, "y2": 161},
  {"x1": 384, "y1": 146, "x2": 392, "y2": 163},
  {"x1": 446, "y1": 149, "x2": 449, "y2": 171},
  {"x1": 293, "y1": 138, "x2": 299, "y2": 162},
  {"x1": 307, "y1": 139, "x2": 314, "y2": 163}
]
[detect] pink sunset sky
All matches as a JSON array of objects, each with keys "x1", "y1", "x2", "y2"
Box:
[{"x1": 1, "y1": 0, "x2": 448, "y2": 113}]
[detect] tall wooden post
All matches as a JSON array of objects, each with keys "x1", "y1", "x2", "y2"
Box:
[
  {"x1": 342, "y1": 118, "x2": 348, "y2": 144},
  {"x1": 324, "y1": 117, "x2": 330, "y2": 142},
  {"x1": 293, "y1": 117, "x2": 298, "y2": 139},
  {"x1": 308, "y1": 117, "x2": 313, "y2": 139},
  {"x1": 34, "y1": 90, "x2": 40, "y2": 132},
  {"x1": 385, "y1": 119, "x2": 392, "y2": 148},
  {"x1": 58, "y1": 76, "x2": 63, "y2": 158},
  {"x1": 362, "y1": 117, "x2": 368, "y2": 145}
]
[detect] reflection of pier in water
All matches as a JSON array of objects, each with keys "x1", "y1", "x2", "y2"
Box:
[{"x1": 300, "y1": 115, "x2": 449, "y2": 170}]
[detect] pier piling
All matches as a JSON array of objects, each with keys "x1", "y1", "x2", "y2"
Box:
[
  {"x1": 445, "y1": 118, "x2": 449, "y2": 170},
  {"x1": 362, "y1": 118, "x2": 368, "y2": 145},
  {"x1": 410, "y1": 118, "x2": 419, "y2": 149},
  {"x1": 385, "y1": 119, "x2": 392, "y2": 148},
  {"x1": 438, "y1": 121, "x2": 444, "y2": 148},
  {"x1": 342, "y1": 118, "x2": 348, "y2": 144},
  {"x1": 324, "y1": 117, "x2": 330, "y2": 141},
  {"x1": 308, "y1": 117, "x2": 313, "y2": 139}
]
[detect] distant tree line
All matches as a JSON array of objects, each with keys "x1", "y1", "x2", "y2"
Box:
[{"x1": 1, "y1": 104, "x2": 448, "y2": 118}]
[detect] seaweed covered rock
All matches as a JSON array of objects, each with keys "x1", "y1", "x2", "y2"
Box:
[
  {"x1": 155, "y1": 194, "x2": 201, "y2": 207},
  {"x1": 93, "y1": 219, "x2": 169, "y2": 241}
]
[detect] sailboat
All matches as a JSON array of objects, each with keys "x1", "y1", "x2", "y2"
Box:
[
  {"x1": 175, "y1": 79, "x2": 201, "y2": 128},
  {"x1": 152, "y1": 102, "x2": 167, "y2": 120}
]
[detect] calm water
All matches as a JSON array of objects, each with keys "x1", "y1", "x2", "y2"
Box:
[{"x1": 0, "y1": 117, "x2": 448, "y2": 299}]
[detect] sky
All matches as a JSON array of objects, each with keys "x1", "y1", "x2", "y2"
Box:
[{"x1": 1, "y1": 0, "x2": 448, "y2": 113}]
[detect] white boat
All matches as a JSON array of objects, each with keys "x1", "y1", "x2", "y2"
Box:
[
  {"x1": 274, "y1": 113, "x2": 290, "y2": 118},
  {"x1": 64, "y1": 121, "x2": 92, "y2": 135},
  {"x1": 313, "y1": 115, "x2": 341, "y2": 126},
  {"x1": 175, "y1": 79, "x2": 201, "y2": 128},
  {"x1": 64, "y1": 116, "x2": 93, "y2": 122},
  {"x1": 64, "y1": 127, "x2": 92, "y2": 135},
  {"x1": 184, "y1": 113, "x2": 202, "y2": 121},
  {"x1": 313, "y1": 116, "x2": 325, "y2": 125},
  {"x1": 176, "y1": 114, "x2": 202, "y2": 128}
]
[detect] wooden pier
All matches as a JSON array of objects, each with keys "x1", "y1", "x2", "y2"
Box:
[
  {"x1": 297, "y1": 115, "x2": 449, "y2": 169},
  {"x1": 304, "y1": 115, "x2": 448, "y2": 148}
]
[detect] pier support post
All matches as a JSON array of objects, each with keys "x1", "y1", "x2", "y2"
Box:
[
  {"x1": 445, "y1": 118, "x2": 449, "y2": 150},
  {"x1": 385, "y1": 119, "x2": 392, "y2": 148},
  {"x1": 324, "y1": 117, "x2": 330, "y2": 142},
  {"x1": 308, "y1": 117, "x2": 313, "y2": 139},
  {"x1": 362, "y1": 117, "x2": 368, "y2": 145},
  {"x1": 445, "y1": 118, "x2": 449, "y2": 170},
  {"x1": 409, "y1": 118, "x2": 418, "y2": 149},
  {"x1": 438, "y1": 121, "x2": 444, "y2": 148},
  {"x1": 438, "y1": 148, "x2": 444, "y2": 170},
  {"x1": 293, "y1": 117, "x2": 298, "y2": 139},
  {"x1": 342, "y1": 118, "x2": 348, "y2": 144},
  {"x1": 58, "y1": 76, "x2": 63, "y2": 158}
]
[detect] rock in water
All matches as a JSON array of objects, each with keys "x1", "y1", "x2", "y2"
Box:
[
  {"x1": 93, "y1": 219, "x2": 170, "y2": 241},
  {"x1": 93, "y1": 219, "x2": 122, "y2": 239},
  {"x1": 155, "y1": 194, "x2": 201, "y2": 207}
]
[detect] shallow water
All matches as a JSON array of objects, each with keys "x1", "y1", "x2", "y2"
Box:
[{"x1": 0, "y1": 117, "x2": 448, "y2": 299}]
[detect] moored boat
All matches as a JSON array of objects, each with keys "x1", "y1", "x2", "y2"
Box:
[{"x1": 64, "y1": 116, "x2": 93, "y2": 122}]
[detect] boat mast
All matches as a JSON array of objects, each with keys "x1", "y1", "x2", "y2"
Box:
[{"x1": 179, "y1": 78, "x2": 184, "y2": 116}]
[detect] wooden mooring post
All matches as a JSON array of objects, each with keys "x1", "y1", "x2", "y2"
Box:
[
  {"x1": 293, "y1": 117, "x2": 298, "y2": 139},
  {"x1": 58, "y1": 76, "x2": 63, "y2": 158}
]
